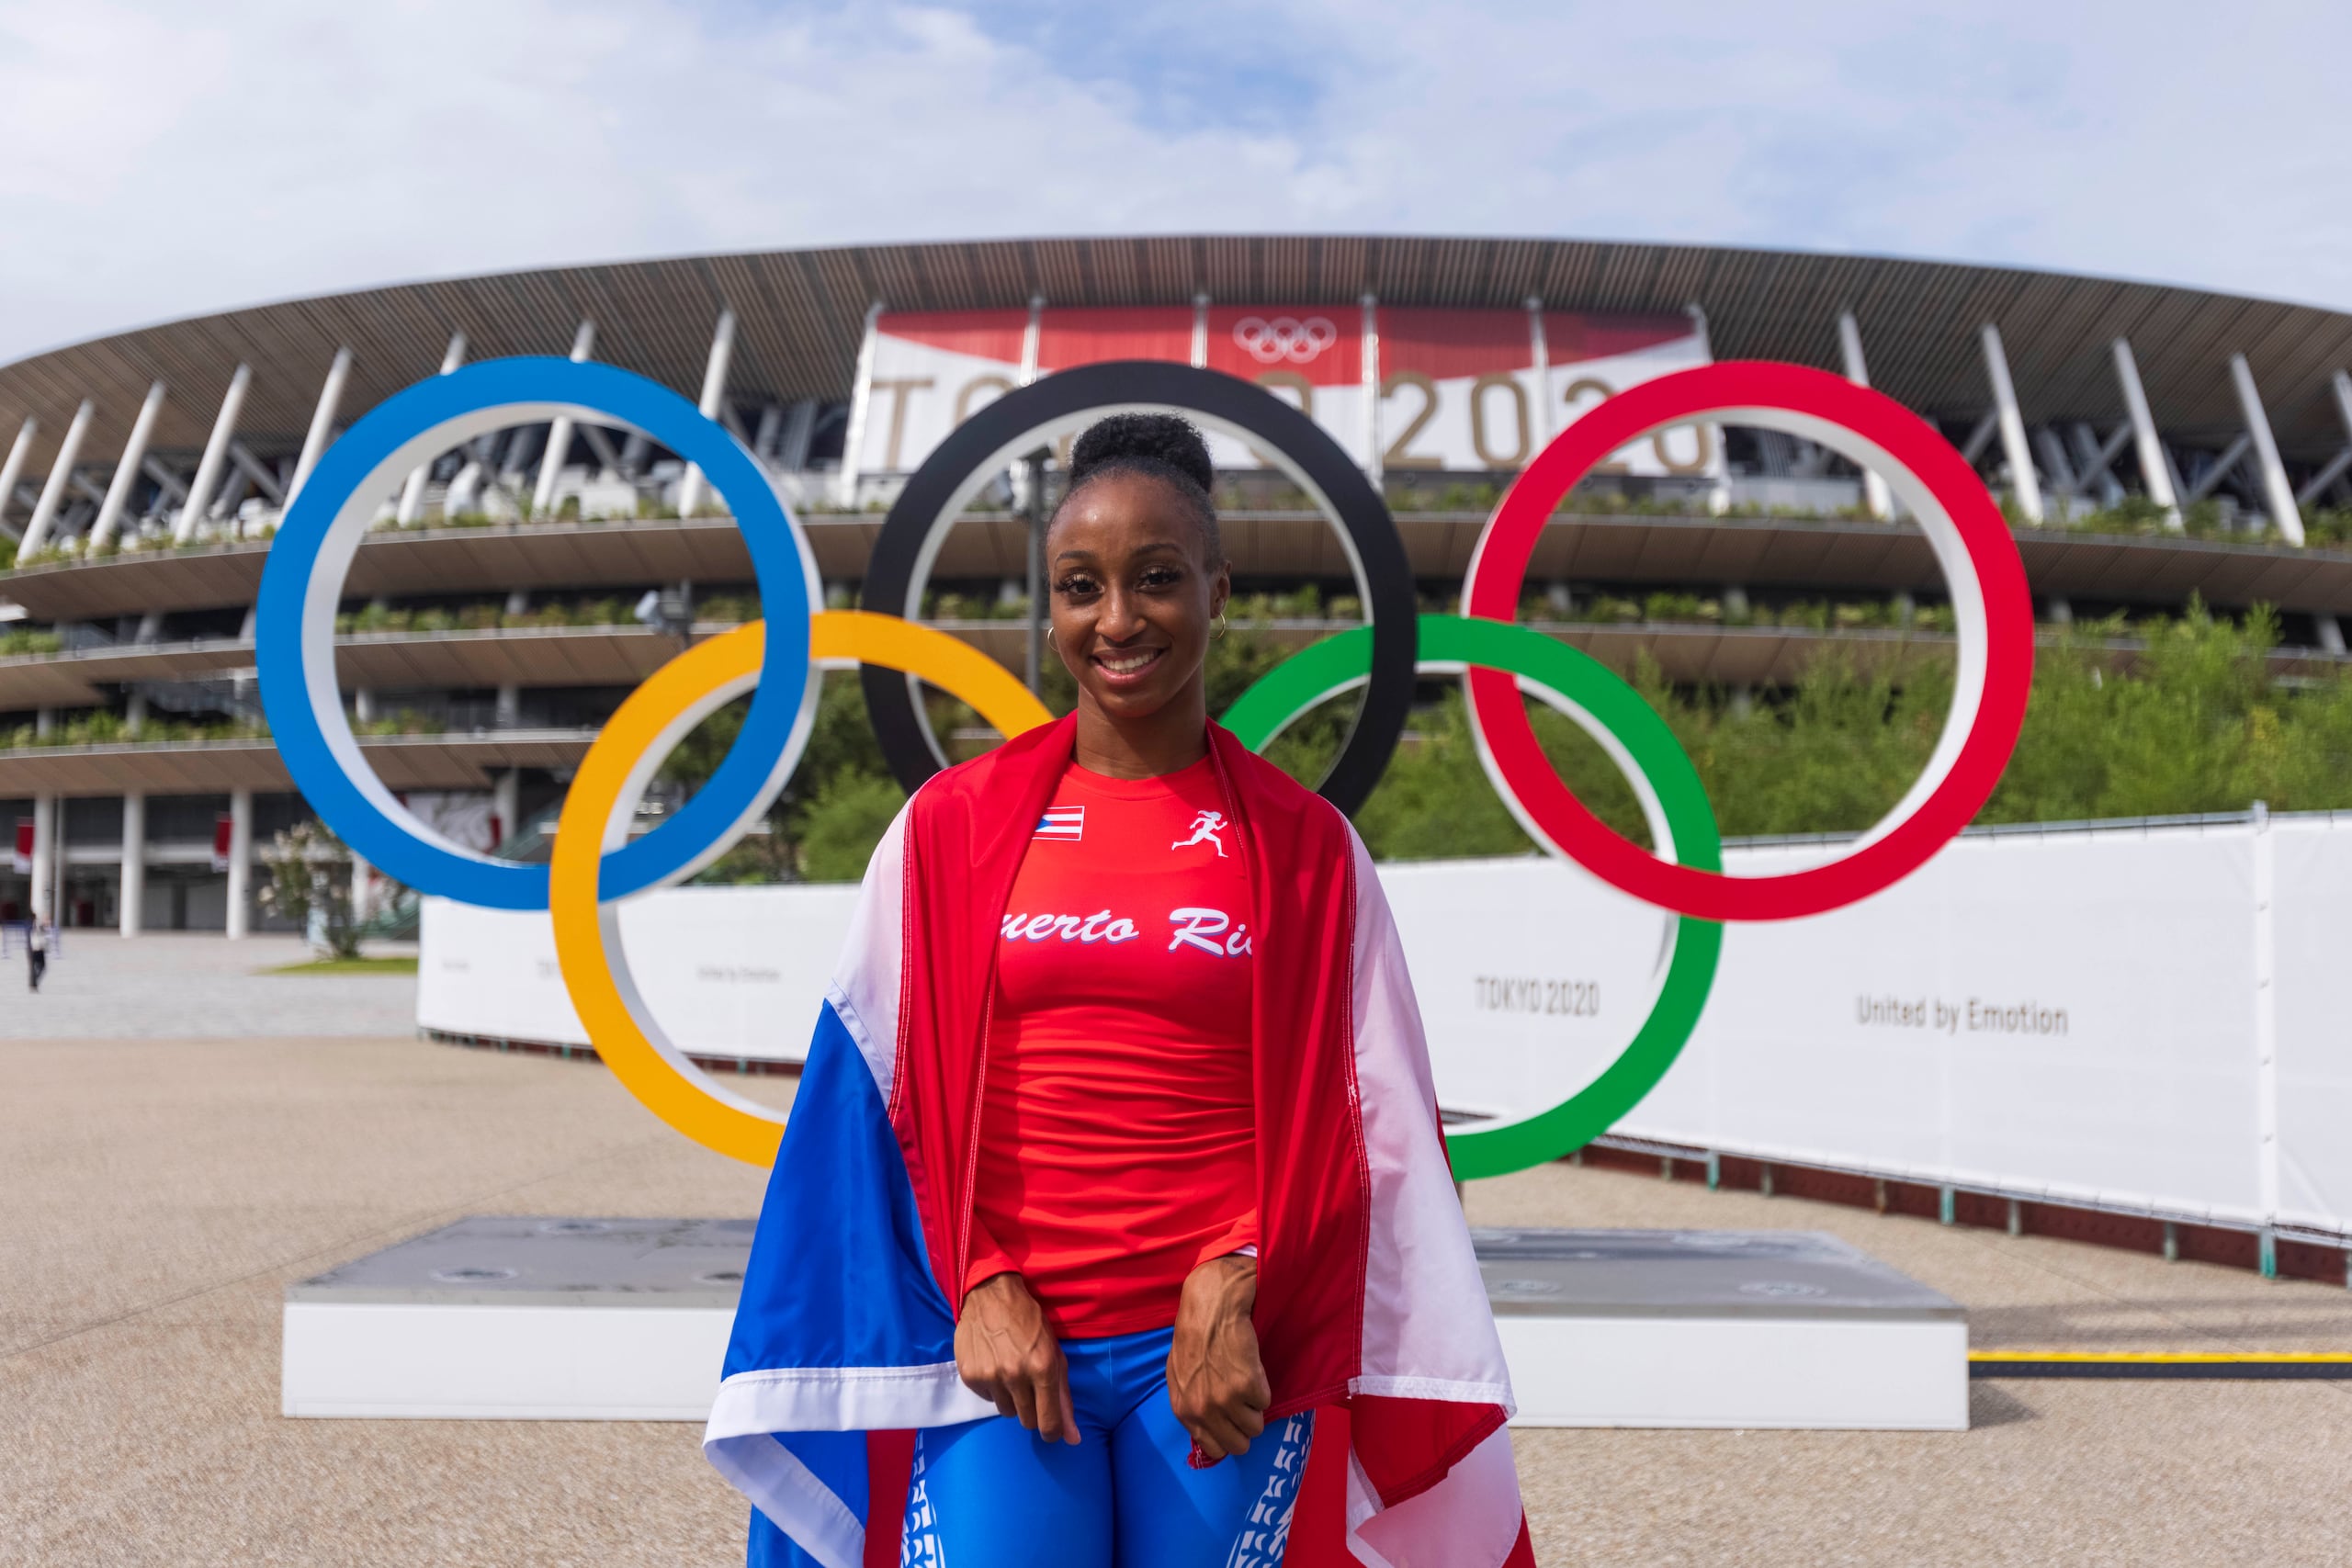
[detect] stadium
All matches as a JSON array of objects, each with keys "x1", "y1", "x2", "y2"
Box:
[{"x1": 6, "y1": 231, "x2": 2352, "y2": 936}]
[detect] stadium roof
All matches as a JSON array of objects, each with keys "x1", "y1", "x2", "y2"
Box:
[{"x1": 5, "y1": 236, "x2": 2352, "y2": 477}]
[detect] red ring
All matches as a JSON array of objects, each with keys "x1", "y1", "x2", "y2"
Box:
[{"x1": 1462, "y1": 361, "x2": 2033, "y2": 921}]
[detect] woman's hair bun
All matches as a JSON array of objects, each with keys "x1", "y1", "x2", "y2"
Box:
[{"x1": 1068, "y1": 412, "x2": 1215, "y2": 494}]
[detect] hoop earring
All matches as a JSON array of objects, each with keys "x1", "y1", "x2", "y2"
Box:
[{"x1": 1212, "y1": 613, "x2": 1227, "y2": 642}]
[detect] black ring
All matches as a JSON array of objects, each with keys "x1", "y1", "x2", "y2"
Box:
[{"x1": 859, "y1": 361, "x2": 1418, "y2": 815}]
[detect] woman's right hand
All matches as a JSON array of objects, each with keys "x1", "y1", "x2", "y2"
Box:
[{"x1": 954, "y1": 1271, "x2": 1080, "y2": 1445}]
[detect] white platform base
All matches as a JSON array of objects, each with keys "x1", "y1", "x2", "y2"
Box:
[
  {"x1": 1476, "y1": 1226, "x2": 1969, "y2": 1431},
  {"x1": 281, "y1": 1302, "x2": 733, "y2": 1419},
  {"x1": 281, "y1": 1302, "x2": 1966, "y2": 1429},
  {"x1": 281, "y1": 1220, "x2": 1970, "y2": 1430},
  {"x1": 1495, "y1": 1313, "x2": 1968, "y2": 1430}
]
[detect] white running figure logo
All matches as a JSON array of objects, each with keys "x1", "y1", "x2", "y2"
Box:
[{"x1": 1171, "y1": 809, "x2": 1229, "y2": 857}]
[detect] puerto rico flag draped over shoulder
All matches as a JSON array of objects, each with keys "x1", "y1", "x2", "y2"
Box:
[{"x1": 705, "y1": 716, "x2": 1534, "y2": 1568}]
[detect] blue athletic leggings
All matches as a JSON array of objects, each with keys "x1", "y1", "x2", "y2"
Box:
[{"x1": 899, "y1": 1325, "x2": 1313, "y2": 1568}]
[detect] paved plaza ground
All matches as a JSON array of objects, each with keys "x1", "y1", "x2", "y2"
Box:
[
  {"x1": 0, "y1": 931, "x2": 417, "y2": 1039},
  {"x1": 5, "y1": 1022, "x2": 2350, "y2": 1565}
]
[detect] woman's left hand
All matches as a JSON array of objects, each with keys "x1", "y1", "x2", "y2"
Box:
[{"x1": 1167, "y1": 1253, "x2": 1270, "y2": 1463}]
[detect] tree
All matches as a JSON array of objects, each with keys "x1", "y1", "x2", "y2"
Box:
[{"x1": 257, "y1": 820, "x2": 382, "y2": 958}]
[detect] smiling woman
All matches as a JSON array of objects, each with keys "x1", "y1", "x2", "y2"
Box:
[
  {"x1": 1046, "y1": 413, "x2": 1230, "y2": 777},
  {"x1": 712, "y1": 411, "x2": 1533, "y2": 1567}
]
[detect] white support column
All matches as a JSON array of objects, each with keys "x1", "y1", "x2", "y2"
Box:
[
  {"x1": 28, "y1": 791, "x2": 55, "y2": 925},
  {"x1": 350, "y1": 849, "x2": 376, "y2": 926},
  {"x1": 176, "y1": 364, "x2": 251, "y2": 541},
  {"x1": 1361, "y1": 292, "x2": 1382, "y2": 484},
  {"x1": 2230, "y1": 353, "x2": 2306, "y2": 546},
  {"x1": 1525, "y1": 296, "x2": 1552, "y2": 446},
  {"x1": 20, "y1": 400, "x2": 96, "y2": 556},
  {"x1": 1687, "y1": 304, "x2": 1731, "y2": 515},
  {"x1": 119, "y1": 791, "x2": 145, "y2": 937},
  {"x1": 0, "y1": 416, "x2": 35, "y2": 536},
  {"x1": 834, "y1": 301, "x2": 885, "y2": 508},
  {"x1": 1981, "y1": 324, "x2": 2042, "y2": 523},
  {"x1": 89, "y1": 380, "x2": 168, "y2": 550},
  {"x1": 127, "y1": 712, "x2": 149, "y2": 986},
  {"x1": 284, "y1": 348, "x2": 353, "y2": 511},
  {"x1": 2110, "y1": 338, "x2": 2180, "y2": 529},
  {"x1": 396, "y1": 335, "x2": 467, "y2": 526},
  {"x1": 225, "y1": 789, "x2": 253, "y2": 940},
  {"x1": 1019, "y1": 295, "x2": 1043, "y2": 387},
  {"x1": 775, "y1": 401, "x2": 817, "y2": 473},
  {"x1": 532, "y1": 321, "x2": 596, "y2": 517},
  {"x1": 674, "y1": 310, "x2": 737, "y2": 518},
  {"x1": 1837, "y1": 311, "x2": 1894, "y2": 520},
  {"x1": 493, "y1": 769, "x2": 521, "y2": 851},
  {"x1": 751, "y1": 403, "x2": 785, "y2": 464}
]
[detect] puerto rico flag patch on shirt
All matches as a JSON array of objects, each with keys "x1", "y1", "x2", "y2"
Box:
[{"x1": 1034, "y1": 805, "x2": 1085, "y2": 841}]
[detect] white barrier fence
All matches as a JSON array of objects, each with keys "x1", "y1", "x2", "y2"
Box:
[
  {"x1": 419, "y1": 886, "x2": 857, "y2": 1065},
  {"x1": 419, "y1": 809, "x2": 2352, "y2": 1239}
]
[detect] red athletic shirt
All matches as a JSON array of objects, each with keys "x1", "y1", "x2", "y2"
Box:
[{"x1": 966, "y1": 756, "x2": 1260, "y2": 1337}]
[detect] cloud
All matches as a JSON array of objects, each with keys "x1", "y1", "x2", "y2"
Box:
[{"x1": 0, "y1": 0, "x2": 2347, "y2": 365}]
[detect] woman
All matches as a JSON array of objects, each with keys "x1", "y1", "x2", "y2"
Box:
[{"x1": 708, "y1": 415, "x2": 1531, "y2": 1568}]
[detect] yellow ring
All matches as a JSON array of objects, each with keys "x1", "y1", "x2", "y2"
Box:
[{"x1": 550, "y1": 612, "x2": 1054, "y2": 1164}]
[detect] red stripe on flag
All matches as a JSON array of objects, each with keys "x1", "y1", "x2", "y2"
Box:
[
  {"x1": 1283, "y1": 1403, "x2": 1354, "y2": 1568},
  {"x1": 861, "y1": 1429, "x2": 914, "y2": 1568}
]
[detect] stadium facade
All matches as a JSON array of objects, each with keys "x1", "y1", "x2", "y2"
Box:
[{"x1": 6, "y1": 233, "x2": 2352, "y2": 935}]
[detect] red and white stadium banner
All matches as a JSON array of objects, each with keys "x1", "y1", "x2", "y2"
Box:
[
  {"x1": 1377, "y1": 308, "x2": 1715, "y2": 479},
  {"x1": 11, "y1": 818, "x2": 29, "y2": 875},
  {"x1": 1544, "y1": 311, "x2": 1719, "y2": 478},
  {"x1": 845, "y1": 301, "x2": 1715, "y2": 483},
  {"x1": 853, "y1": 308, "x2": 1030, "y2": 478},
  {"x1": 1196, "y1": 304, "x2": 1371, "y2": 468}
]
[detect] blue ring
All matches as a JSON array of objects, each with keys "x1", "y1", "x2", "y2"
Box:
[{"x1": 256, "y1": 357, "x2": 812, "y2": 910}]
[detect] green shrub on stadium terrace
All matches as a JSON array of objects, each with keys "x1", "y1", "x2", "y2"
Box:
[
  {"x1": 0, "y1": 712, "x2": 267, "y2": 749},
  {"x1": 6, "y1": 598, "x2": 2329, "y2": 871},
  {"x1": 794, "y1": 773, "x2": 910, "y2": 883},
  {"x1": 0, "y1": 628, "x2": 62, "y2": 656},
  {"x1": 353, "y1": 710, "x2": 454, "y2": 738},
  {"x1": 2301, "y1": 508, "x2": 2352, "y2": 547},
  {"x1": 1346, "y1": 600, "x2": 2352, "y2": 859},
  {"x1": 695, "y1": 594, "x2": 758, "y2": 625}
]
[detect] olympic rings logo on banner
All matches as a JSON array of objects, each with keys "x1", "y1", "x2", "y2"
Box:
[
  {"x1": 255, "y1": 355, "x2": 2030, "y2": 1175},
  {"x1": 1232, "y1": 315, "x2": 1339, "y2": 365}
]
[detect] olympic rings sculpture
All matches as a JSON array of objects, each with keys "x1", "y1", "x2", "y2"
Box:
[{"x1": 254, "y1": 355, "x2": 2031, "y2": 1173}]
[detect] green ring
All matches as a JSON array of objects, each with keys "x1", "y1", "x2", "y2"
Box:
[{"x1": 1222, "y1": 615, "x2": 1724, "y2": 1179}]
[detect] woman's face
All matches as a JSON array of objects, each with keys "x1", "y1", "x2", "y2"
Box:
[{"x1": 1046, "y1": 471, "x2": 1230, "y2": 723}]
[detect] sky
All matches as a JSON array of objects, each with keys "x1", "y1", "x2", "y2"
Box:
[{"x1": 1, "y1": 0, "x2": 2348, "y2": 364}]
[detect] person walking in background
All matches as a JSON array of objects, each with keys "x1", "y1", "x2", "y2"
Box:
[{"x1": 27, "y1": 918, "x2": 49, "y2": 991}]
